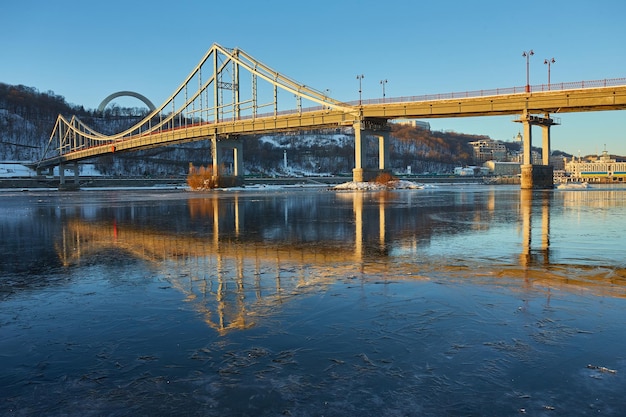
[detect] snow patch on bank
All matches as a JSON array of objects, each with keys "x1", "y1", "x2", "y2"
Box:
[
  {"x1": 333, "y1": 180, "x2": 429, "y2": 190},
  {"x1": 0, "y1": 162, "x2": 103, "y2": 178}
]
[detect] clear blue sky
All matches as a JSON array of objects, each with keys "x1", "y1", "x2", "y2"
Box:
[{"x1": 2, "y1": 0, "x2": 625, "y2": 156}]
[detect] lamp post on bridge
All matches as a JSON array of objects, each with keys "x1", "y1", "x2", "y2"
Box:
[
  {"x1": 380, "y1": 79, "x2": 387, "y2": 103},
  {"x1": 522, "y1": 49, "x2": 534, "y2": 93},
  {"x1": 544, "y1": 58, "x2": 555, "y2": 90},
  {"x1": 356, "y1": 74, "x2": 364, "y2": 105}
]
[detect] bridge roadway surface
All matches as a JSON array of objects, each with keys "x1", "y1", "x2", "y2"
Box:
[{"x1": 38, "y1": 84, "x2": 626, "y2": 169}]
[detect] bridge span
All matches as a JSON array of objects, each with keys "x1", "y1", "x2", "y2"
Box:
[{"x1": 36, "y1": 43, "x2": 626, "y2": 189}]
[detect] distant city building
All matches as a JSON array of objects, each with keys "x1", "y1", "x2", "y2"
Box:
[
  {"x1": 564, "y1": 150, "x2": 626, "y2": 183},
  {"x1": 550, "y1": 155, "x2": 565, "y2": 170},
  {"x1": 391, "y1": 119, "x2": 431, "y2": 130},
  {"x1": 509, "y1": 151, "x2": 543, "y2": 165},
  {"x1": 553, "y1": 169, "x2": 567, "y2": 183},
  {"x1": 468, "y1": 139, "x2": 508, "y2": 164}
]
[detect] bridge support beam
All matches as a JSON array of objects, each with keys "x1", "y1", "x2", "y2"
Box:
[
  {"x1": 541, "y1": 124, "x2": 551, "y2": 166},
  {"x1": 352, "y1": 120, "x2": 391, "y2": 182},
  {"x1": 211, "y1": 136, "x2": 244, "y2": 188},
  {"x1": 515, "y1": 111, "x2": 558, "y2": 189}
]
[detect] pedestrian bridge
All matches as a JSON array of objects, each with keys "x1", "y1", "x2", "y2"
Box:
[{"x1": 37, "y1": 43, "x2": 626, "y2": 188}]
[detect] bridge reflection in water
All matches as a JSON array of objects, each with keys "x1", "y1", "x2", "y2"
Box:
[
  {"x1": 55, "y1": 189, "x2": 626, "y2": 334},
  {"x1": 520, "y1": 189, "x2": 551, "y2": 267},
  {"x1": 517, "y1": 188, "x2": 626, "y2": 297}
]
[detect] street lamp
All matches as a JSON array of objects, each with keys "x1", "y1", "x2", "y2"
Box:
[
  {"x1": 380, "y1": 79, "x2": 388, "y2": 102},
  {"x1": 522, "y1": 49, "x2": 534, "y2": 93},
  {"x1": 356, "y1": 74, "x2": 364, "y2": 105},
  {"x1": 544, "y1": 58, "x2": 555, "y2": 90}
]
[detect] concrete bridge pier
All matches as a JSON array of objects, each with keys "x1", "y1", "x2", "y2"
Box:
[
  {"x1": 516, "y1": 111, "x2": 558, "y2": 189},
  {"x1": 58, "y1": 162, "x2": 80, "y2": 191},
  {"x1": 352, "y1": 120, "x2": 391, "y2": 182},
  {"x1": 211, "y1": 136, "x2": 244, "y2": 187}
]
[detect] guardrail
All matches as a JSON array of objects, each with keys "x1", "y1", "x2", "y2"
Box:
[{"x1": 354, "y1": 77, "x2": 626, "y2": 106}]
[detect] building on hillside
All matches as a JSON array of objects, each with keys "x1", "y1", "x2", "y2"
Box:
[
  {"x1": 509, "y1": 151, "x2": 543, "y2": 165},
  {"x1": 564, "y1": 150, "x2": 626, "y2": 183},
  {"x1": 483, "y1": 155, "x2": 562, "y2": 177},
  {"x1": 509, "y1": 152, "x2": 564, "y2": 166},
  {"x1": 391, "y1": 119, "x2": 431, "y2": 130},
  {"x1": 468, "y1": 139, "x2": 508, "y2": 164},
  {"x1": 483, "y1": 161, "x2": 521, "y2": 176},
  {"x1": 550, "y1": 155, "x2": 565, "y2": 170}
]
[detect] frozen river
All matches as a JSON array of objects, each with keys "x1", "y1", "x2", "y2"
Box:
[{"x1": 1, "y1": 184, "x2": 626, "y2": 416}]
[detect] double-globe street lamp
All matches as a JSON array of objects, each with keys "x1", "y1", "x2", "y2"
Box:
[
  {"x1": 544, "y1": 57, "x2": 556, "y2": 90},
  {"x1": 522, "y1": 49, "x2": 534, "y2": 93},
  {"x1": 356, "y1": 74, "x2": 364, "y2": 105},
  {"x1": 380, "y1": 79, "x2": 388, "y2": 102}
]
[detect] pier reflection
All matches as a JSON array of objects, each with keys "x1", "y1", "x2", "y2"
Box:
[
  {"x1": 515, "y1": 189, "x2": 626, "y2": 298},
  {"x1": 51, "y1": 189, "x2": 626, "y2": 333},
  {"x1": 519, "y1": 190, "x2": 551, "y2": 267}
]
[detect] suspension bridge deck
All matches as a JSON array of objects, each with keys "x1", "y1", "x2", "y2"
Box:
[{"x1": 37, "y1": 83, "x2": 626, "y2": 169}]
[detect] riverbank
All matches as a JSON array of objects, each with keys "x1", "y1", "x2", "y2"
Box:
[{"x1": 0, "y1": 175, "x2": 505, "y2": 189}]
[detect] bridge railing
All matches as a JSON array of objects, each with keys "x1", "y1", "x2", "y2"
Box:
[
  {"x1": 248, "y1": 77, "x2": 626, "y2": 117},
  {"x1": 352, "y1": 77, "x2": 626, "y2": 106}
]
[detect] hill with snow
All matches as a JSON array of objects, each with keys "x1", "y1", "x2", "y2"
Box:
[{"x1": 1, "y1": 82, "x2": 502, "y2": 178}]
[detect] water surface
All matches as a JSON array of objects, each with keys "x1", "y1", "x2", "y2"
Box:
[{"x1": 1, "y1": 185, "x2": 626, "y2": 416}]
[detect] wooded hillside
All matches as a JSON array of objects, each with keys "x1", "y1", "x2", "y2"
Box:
[{"x1": 0, "y1": 82, "x2": 499, "y2": 175}]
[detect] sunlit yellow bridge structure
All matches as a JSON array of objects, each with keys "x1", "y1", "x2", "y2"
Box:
[{"x1": 36, "y1": 43, "x2": 626, "y2": 189}]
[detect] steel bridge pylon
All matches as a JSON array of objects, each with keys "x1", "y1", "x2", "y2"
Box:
[{"x1": 38, "y1": 43, "x2": 354, "y2": 188}]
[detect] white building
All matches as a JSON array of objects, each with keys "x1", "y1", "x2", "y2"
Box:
[
  {"x1": 454, "y1": 166, "x2": 490, "y2": 176},
  {"x1": 564, "y1": 150, "x2": 626, "y2": 183}
]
